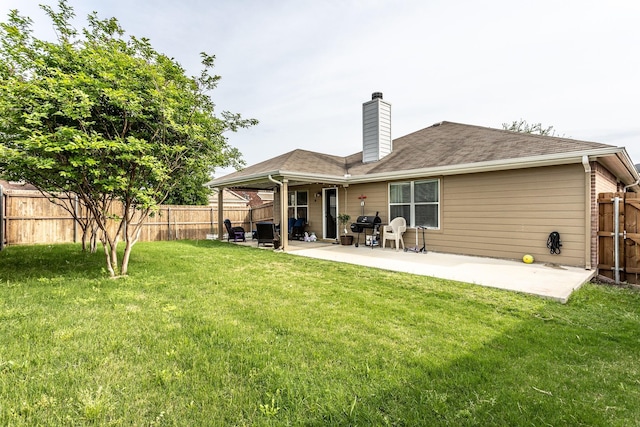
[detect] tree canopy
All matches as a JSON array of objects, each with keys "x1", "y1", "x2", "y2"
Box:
[
  {"x1": 0, "y1": 1, "x2": 257, "y2": 276},
  {"x1": 502, "y1": 119, "x2": 560, "y2": 136}
]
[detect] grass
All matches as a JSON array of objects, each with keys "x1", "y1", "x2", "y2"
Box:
[{"x1": 0, "y1": 240, "x2": 639, "y2": 426}]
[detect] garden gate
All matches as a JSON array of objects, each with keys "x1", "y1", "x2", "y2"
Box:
[{"x1": 598, "y1": 192, "x2": 640, "y2": 284}]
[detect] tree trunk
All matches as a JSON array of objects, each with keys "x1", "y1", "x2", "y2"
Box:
[
  {"x1": 121, "y1": 240, "x2": 133, "y2": 276},
  {"x1": 80, "y1": 222, "x2": 89, "y2": 252},
  {"x1": 121, "y1": 214, "x2": 144, "y2": 276},
  {"x1": 90, "y1": 227, "x2": 98, "y2": 253},
  {"x1": 110, "y1": 237, "x2": 119, "y2": 276},
  {"x1": 101, "y1": 236, "x2": 116, "y2": 277}
]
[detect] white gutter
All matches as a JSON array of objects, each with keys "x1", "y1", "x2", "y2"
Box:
[
  {"x1": 268, "y1": 174, "x2": 288, "y2": 250},
  {"x1": 621, "y1": 147, "x2": 640, "y2": 190},
  {"x1": 267, "y1": 174, "x2": 282, "y2": 188},
  {"x1": 616, "y1": 149, "x2": 640, "y2": 182},
  {"x1": 582, "y1": 156, "x2": 592, "y2": 270},
  {"x1": 211, "y1": 170, "x2": 346, "y2": 190},
  {"x1": 211, "y1": 169, "x2": 283, "y2": 188},
  {"x1": 270, "y1": 171, "x2": 346, "y2": 184},
  {"x1": 212, "y1": 148, "x2": 636, "y2": 193},
  {"x1": 347, "y1": 147, "x2": 627, "y2": 184}
]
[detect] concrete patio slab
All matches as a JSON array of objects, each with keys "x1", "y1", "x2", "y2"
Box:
[{"x1": 283, "y1": 242, "x2": 595, "y2": 303}]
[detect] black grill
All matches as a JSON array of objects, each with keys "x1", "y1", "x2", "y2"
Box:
[{"x1": 350, "y1": 212, "x2": 382, "y2": 248}]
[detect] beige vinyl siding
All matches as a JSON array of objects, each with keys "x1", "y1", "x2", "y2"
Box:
[
  {"x1": 293, "y1": 164, "x2": 589, "y2": 266},
  {"x1": 428, "y1": 164, "x2": 586, "y2": 266},
  {"x1": 307, "y1": 186, "x2": 324, "y2": 236},
  {"x1": 280, "y1": 185, "x2": 321, "y2": 238},
  {"x1": 291, "y1": 183, "x2": 390, "y2": 240},
  {"x1": 341, "y1": 183, "x2": 390, "y2": 223},
  {"x1": 287, "y1": 184, "x2": 388, "y2": 240}
]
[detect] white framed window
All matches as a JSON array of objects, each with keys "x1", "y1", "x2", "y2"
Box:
[
  {"x1": 389, "y1": 179, "x2": 439, "y2": 228},
  {"x1": 288, "y1": 190, "x2": 308, "y2": 220}
]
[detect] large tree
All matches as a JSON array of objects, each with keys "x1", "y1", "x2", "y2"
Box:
[
  {"x1": 0, "y1": 1, "x2": 256, "y2": 276},
  {"x1": 502, "y1": 119, "x2": 560, "y2": 136}
]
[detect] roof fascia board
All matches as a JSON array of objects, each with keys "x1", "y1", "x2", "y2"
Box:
[
  {"x1": 593, "y1": 151, "x2": 640, "y2": 190},
  {"x1": 210, "y1": 147, "x2": 636, "y2": 189},
  {"x1": 348, "y1": 147, "x2": 628, "y2": 183},
  {"x1": 209, "y1": 170, "x2": 348, "y2": 189},
  {"x1": 277, "y1": 171, "x2": 348, "y2": 185},
  {"x1": 208, "y1": 170, "x2": 282, "y2": 188},
  {"x1": 613, "y1": 149, "x2": 640, "y2": 181}
]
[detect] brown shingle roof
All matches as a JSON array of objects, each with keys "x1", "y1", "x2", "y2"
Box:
[
  {"x1": 211, "y1": 121, "x2": 615, "y2": 185},
  {"x1": 346, "y1": 121, "x2": 611, "y2": 175},
  {"x1": 218, "y1": 149, "x2": 348, "y2": 181}
]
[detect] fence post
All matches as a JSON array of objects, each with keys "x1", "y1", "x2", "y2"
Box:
[
  {"x1": 614, "y1": 196, "x2": 620, "y2": 284},
  {"x1": 73, "y1": 194, "x2": 78, "y2": 243},
  {"x1": 0, "y1": 191, "x2": 259, "y2": 245},
  {"x1": 0, "y1": 184, "x2": 4, "y2": 251},
  {"x1": 167, "y1": 207, "x2": 171, "y2": 240},
  {"x1": 217, "y1": 188, "x2": 224, "y2": 241}
]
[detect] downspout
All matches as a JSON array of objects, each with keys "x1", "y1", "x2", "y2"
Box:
[
  {"x1": 268, "y1": 175, "x2": 288, "y2": 251},
  {"x1": 614, "y1": 195, "x2": 621, "y2": 283},
  {"x1": 623, "y1": 179, "x2": 640, "y2": 192},
  {"x1": 343, "y1": 184, "x2": 349, "y2": 236},
  {"x1": 343, "y1": 184, "x2": 348, "y2": 216},
  {"x1": 582, "y1": 156, "x2": 592, "y2": 270}
]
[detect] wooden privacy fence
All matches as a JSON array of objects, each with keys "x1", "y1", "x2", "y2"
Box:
[
  {"x1": 0, "y1": 189, "x2": 274, "y2": 248},
  {"x1": 133, "y1": 205, "x2": 252, "y2": 242},
  {"x1": 598, "y1": 192, "x2": 640, "y2": 284}
]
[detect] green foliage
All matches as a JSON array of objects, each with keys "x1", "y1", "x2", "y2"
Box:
[
  {"x1": 337, "y1": 213, "x2": 351, "y2": 235},
  {"x1": 163, "y1": 167, "x2": 213, "y2": 205},
  {"x1": 337, "y1": 213, "x2": 351, "y2": 225},
  {"x1": 1, "y1": 241, "x2": 639, "y2": 425},
  {"x1": 0, "y1": 1, "x2": 257, "y2": 274}
]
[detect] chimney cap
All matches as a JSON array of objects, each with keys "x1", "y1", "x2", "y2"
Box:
[{"x1": 371, "y1": 92, "x2": 383, "y2": 100}]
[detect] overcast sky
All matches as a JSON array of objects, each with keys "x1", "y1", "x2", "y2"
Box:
[{"x1": 3, "y1": 0, "x2": 640, "y2": 176}]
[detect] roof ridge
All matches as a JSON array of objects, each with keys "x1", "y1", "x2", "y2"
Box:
[{"x1": 428, "y1": 120, "x2": 609, "y2": 145}]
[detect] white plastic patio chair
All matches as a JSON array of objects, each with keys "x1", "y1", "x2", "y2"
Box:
[{"x1": 382, "y1": 217, "x2": 406, "y2": 251}]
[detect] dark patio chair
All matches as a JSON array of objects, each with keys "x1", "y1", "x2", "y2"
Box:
[
  {"x1": 256, "y1": 222, "x2": 279, "y2": 248},
  {"x1": 287, "y1": 218, "x2": 297, "y2": 235},
  {"x1": 290, "y1": 218, "x2": 306, "y2": 240},
  {"x1": 224, "y1": 219, "x2": 246, "y2": 242}
]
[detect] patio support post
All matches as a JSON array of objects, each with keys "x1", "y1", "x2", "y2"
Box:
[
  {"x1": 216, "y1": 187, "x2": 224, "y2": 241},
  {"x1": 282, "y1": 179, "x2": 288, "y2": 251}
]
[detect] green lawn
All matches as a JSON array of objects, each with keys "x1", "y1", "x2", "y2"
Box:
[{"x1": 0, "y1": 241, "x2": 638, "y2": 426}]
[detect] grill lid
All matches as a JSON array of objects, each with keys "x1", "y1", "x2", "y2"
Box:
[{"x1": 354, "y1": 212, "x2": 381, "y2": 226}]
